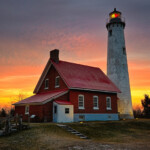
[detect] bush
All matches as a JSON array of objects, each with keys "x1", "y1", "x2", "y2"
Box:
[
  {"x1": 0, "y1": 108, "x2": 7, "y2": 117},
  {"x1": 10, "y1": 108, "x2": 15, "y2": 117},
  {"x1": 133, "y1": 108, "x2": 143, "y2": 118}
]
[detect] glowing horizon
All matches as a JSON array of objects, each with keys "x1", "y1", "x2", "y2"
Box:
[
  {"x1": 0, "y1": 1, "x2": 150, "y2": 111},
  {"x1": 0, "y1": 58, "x2": 149, "y2": 110}
]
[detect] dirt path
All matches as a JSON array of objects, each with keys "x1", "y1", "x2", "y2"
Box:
[{"x1": 67, "y1": 141, "x2": 150, "y2": 150}]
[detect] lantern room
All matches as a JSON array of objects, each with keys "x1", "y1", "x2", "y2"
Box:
[
  {"x1": 109, "y1": 8, "x2": 121, "y2": 19},
  {"x1": 106, "y1": 8, "x2": 125, "y2": 29}
]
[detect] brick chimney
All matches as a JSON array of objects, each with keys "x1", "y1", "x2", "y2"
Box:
[{"x1": 50, "y1": 49, "x2": 59, "y2": 63}]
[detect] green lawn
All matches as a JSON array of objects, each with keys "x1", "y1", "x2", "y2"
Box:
[{"x1": 0, "y1": 119, "x2": 150, "y2": 150}]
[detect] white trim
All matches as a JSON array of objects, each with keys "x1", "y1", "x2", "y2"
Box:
[
  {"x1": 93, "y1": 96, "x2": 99, "y2": 110},
  {"x1": 55, "y1": 76, "x2": 60, "y2": 88},
  {"x1": 70, "y1": 87, "x2": 119, "y2": 93},
  {"x1": 106, "y1": 97, "x2": 112, "y2": 110},
  {"x1": 78, "y1": 94, "x2": 84, "y2": 109},
  {"x1": 44, "y1": 78, "x2": 49, "y2": 89}
]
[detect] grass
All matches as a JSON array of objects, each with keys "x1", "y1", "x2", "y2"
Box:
[
  {"x1": 0, "y1": 123, "x2": 79, "y2": 150},
  {"x1": 0, "y1": 119, "x2": 150, "y2": 150},
  {"x1": 69, "y1": 119, "x2": 150, "y2": 143}
]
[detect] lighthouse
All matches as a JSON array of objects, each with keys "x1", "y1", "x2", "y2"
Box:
[{"x1": 106, "y1": 8, "x2": 134, "y2": 119}]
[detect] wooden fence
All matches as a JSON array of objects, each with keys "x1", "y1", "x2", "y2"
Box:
[{"x1": 0, "y1": 114, "x2": 30, "y2": 136}]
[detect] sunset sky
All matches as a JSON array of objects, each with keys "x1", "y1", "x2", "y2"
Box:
[{"x1": 0, "y1": 0, "x2": 150, "y2": 109}]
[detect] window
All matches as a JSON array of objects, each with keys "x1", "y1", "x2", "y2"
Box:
[
  {"x1": 54, "y1": 106, "x2": 57, "y2": 113},
  {"x1": 55, "y1": 76, "x2": 60, "y2": 88},
  {"x1": 65, "y1": 108, "x2": 69, "y2": 114},
  {"x1": 93, "y1": 96, "x2": 99, "y2": 109},
  {"x1": 106, "y1": 97, "x2": 111, "y2": 110},
  {"x1": 109, "y1": 30, "x2": 112, "y2": 36},
  {"x1": 45, "y1": 79, "x2": 49, "y2": 89},
  {"x1": 79, "y1": 115, "x2": 85, "y2": 121},
  {"x1": 123, "y1": 47, "x2": 126, "y2": 55},
  {"x1": 25, "y1": 105, "x2": 29, "y2": 114},
  {"x1": 78, "y1": 95, "x2": 84, "y2": 109}
]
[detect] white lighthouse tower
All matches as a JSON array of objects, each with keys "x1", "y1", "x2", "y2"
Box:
[{"x1": 106, "y1": 8, "x2": 134, "y2": 119}]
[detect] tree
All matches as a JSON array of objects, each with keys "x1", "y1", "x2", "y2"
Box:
[
  {"x1": 10, "y1": 92, "x2": 27, "y2": 108},
  {"x1": 0, "y1": 108, "x2": 7, "y2": 117},
  {"x1": 10, "y1": 108, "x2": 15, "y2": 117},
  {"x1": 141, "y1": 94, "x2": 150, "y2": 118}
]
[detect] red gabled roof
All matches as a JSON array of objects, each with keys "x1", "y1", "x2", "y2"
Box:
[
  {"x1": 14, "y1": 89, "x2": 68, "y2": 105},
  {"x1": 54, "y1": 100, "x2": 72, "y2": 105},
  {"x1": 52, "y1": 60, "x2": 121, "y2": 93},
  {"x1": 34, "y1": 59, "x2": 121, "y2": 93}
]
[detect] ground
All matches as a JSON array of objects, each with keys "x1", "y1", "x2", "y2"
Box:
[{"x1": 0, "y1": 119, "x2": 150, "y2": 150}]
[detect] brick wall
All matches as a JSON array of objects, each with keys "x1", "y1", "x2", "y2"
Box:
[
  {"x1": 69, "y1": 90, "x2": 118, "y2": 114},
  {"x1": 15, "y1": 92, "x2": 69, "y2": 122},
  {"x1": 38, "y1": 65, "x2": 67, "y2": 93}
]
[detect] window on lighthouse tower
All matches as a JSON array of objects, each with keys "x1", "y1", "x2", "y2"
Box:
[
  {"x1": 109, "y1": 30, "x2": 112, "y2": 36},
  {"x1": 123, "y1": 47, "x2": 126, "y2": 55}
]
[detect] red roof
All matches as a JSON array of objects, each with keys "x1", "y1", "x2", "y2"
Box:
[
  {"x1": 14, "y1": 89, "x2": 68, "y2": 105},
  {"x1": 52, "y1": 60, "x2": 121, "y2": 93},
  {"x1": 34, "y1": 59, "x2": 121, "y2": 93},
  {"x1": 54, "y1": 100, "x2": 72, "y2": 105}
]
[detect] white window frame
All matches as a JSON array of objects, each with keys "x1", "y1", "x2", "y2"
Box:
[
  {"x1": 93, "y1": 96, "x2": 99, "y2": 110},
  {"x1": 45, "y1": 79, "x2": 49, "y2": 89},
  {"x1": 78, "y1": 95, "x2": 84, "y2": 109},
  {"x1": 55, "y1": 76, "x2": 60, "y2": 88},
  {"x1": 106, "y1": 97, "x2": 112, "y2": 110},
  {"x1": 25, "y1": 105, "x2": 29, "y2": 115}
]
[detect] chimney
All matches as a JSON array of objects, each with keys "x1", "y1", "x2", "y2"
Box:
[{"x1": 50, "y1": 49, "x2": 59, "y2": 63}]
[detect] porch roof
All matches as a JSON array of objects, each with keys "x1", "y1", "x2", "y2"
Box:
[
  {"x1": 54, "y1": 100, "x2": 72, "y2": 105},
  {"x1": 14, "y1": 89, "x2": 68, "y2": 105}
]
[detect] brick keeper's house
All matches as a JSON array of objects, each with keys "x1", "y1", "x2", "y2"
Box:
[{"x1": 14, "y1": 49, "x2": 121, "y2": 123}]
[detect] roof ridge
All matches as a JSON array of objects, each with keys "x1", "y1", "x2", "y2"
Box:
[{"x1": 57, "y1": 60, "x2": 100, "y2": 70}]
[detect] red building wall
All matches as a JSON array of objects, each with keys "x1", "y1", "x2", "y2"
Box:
[
  {"x1": 38, "y1": 65, "x2": 68, "y2": 93},
  {"x1": 69, "y1": 90, "x2": 118, "y2": 114},
  {"x1": 15, "y1": 92, "x2": 69, "y2": 122}
]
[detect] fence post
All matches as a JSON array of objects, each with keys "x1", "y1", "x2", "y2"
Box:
[
  {"x1": 18, "y1": 115, "x2": 22, "y2": 130},
  {"x1": 28, "y1": 114, "x2": 30, "y2": 128},
  {"x1": 5, "y1": 117, "x2": 11, "y2": 135}
]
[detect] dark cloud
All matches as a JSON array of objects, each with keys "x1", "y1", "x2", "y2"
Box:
[{"x1": 0, "y1": 0, "x2": 150, "y2": 66}]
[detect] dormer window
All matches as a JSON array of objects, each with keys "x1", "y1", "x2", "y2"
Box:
[
  {"x1": 55, "y1": 76, "x2": 60, "y2": 88},
  {"x1": 45, "y1": 79, "x2": 49, "y2": 89}
]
